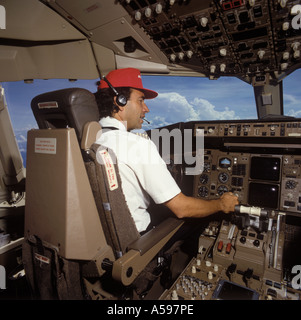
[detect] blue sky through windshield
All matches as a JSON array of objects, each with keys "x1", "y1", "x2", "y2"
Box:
[{"x1": 1, "y1": 69, "x2": 301, "y2": 165}]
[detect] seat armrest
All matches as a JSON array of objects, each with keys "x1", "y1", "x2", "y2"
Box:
[
  {"x1": 111, "y1": 217, "x2": 184, "y2": 286},
  {"x1": 128, "y1": 217, "x2": 183, "y2": 255}
]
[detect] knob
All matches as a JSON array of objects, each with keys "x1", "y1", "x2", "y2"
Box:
[
  {"x1": 220, "y1": 48, "x2": 227, "y2": 56},
  {"x1": 178, "y1": 52, "x2": 185, "y2": 60},
  {"x1": 281, "y1": 62, "x2": 288, "y2": 70},
  {"x1": 253, "y1": 239, "x2": 260, "y2": 247},
  {"x1": 200, "y1": 17, "x2": 208, "y2": 27},
  {"x1": 292, "y1": 42, "x2": 300, "y2": 51},
  {"x1": 134, "y1": 11, "x2": 142, "y2": 21},
  {"x1": 282, "y1": 22, "x2": 290, "y2": 31},
  {"x1": 171, "y1": 290, "x2": 178, "y2": 300},
  {"x1": 145, "y1": 7, "x2": 152, "y2": 18},
  {"x1": 240, "y1": 236, "x2": 246, "y2": 244},
  {"x1": 279, "y1": 0, "x2": 288, "y2": 8},
  {"x1": 258, "y1": 50, "x2": 265, "y2": 59},
  {"x1": 294, "y1": 50, "x2": 300, "y2": 59},
  {"x1": 210, "y1": 65, "x2": 216, "y2": 73},
  {"x1": 155, "y1": 3, "x2": 163, "y2": 14},
  {"x1": 170, "y1": 54, "x2": 176, "y2": 62},
  {"x1": 187, "y1": 50, "x2": 193, "y2": 58}
]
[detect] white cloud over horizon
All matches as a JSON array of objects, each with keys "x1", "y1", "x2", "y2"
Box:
[{"x1": 145, "y1": 92, "x2": 240, "y2": 129}]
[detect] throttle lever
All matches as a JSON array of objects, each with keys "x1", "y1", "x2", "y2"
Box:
[{"x1": 234, "y1": 205, "x2": 268, "y2": 218}]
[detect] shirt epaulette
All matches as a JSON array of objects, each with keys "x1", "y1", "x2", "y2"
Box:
[{"x1": 134, "y1": 132, "x2": 150, "y2": 140}]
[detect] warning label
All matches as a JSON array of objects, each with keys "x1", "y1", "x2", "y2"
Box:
[
  {"x1": 35, "y1": 137, "x2": 57, "y2": 154},
  {"x1": 98, "y1": 149, "x2": 118, "y2": 191}
]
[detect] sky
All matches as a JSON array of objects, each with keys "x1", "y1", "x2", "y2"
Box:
[
  {"x1": 1, "y1": 69, "x2": 301, "y2": 165},
  {"x1": 2, "y1": 68, "x2": 301, "y2": 130}
]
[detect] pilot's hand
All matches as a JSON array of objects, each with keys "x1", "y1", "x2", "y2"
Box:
[{"x1": 219, "y1": 192, "x2": 239, "y2": 214}]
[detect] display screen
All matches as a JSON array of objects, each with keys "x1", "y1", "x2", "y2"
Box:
[
  {"x1": 250, "y1": 156, "x2": 281, "y2": 181},
  {"x1": 248, "y1": 182, "x2": 279, "y2": 209},
  {"x1": 219, "y1": 157, "x2": 231, "y2": 168},
  {"x1": 212, "y1": 280, "x2": 259, "y2": 300}
]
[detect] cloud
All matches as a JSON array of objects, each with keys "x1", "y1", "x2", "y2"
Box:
[
  {"x1": 286, "y1": 109, "x2": 301, "y2": 117},
  {"x1": 284, "y1": 93, "x2": 300, "y2": 106},
  {"x1": 190, "y1": 97, "x2": 240, "y2": 120},
  {"x1": 146, "y1": 92, "x2": 239, "y2": 128},
  {"x1": 283, "y1": 93, "x2": 301, "y2": 118},
  {"x1": 17, "y1": 134, "x2": 27, "y2": 143}
]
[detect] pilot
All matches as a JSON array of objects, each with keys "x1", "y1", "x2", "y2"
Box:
[{"x1": 94, "y1": 68, "x2": 238, "y2": 243}]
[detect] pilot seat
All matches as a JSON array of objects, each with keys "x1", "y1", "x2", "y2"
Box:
[{"x1": 22, "y1": 87, "x2": 185, "y2": 300}]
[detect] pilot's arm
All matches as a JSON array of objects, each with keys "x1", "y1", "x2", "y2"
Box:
[{"x1": 164, "y1": 191, "x2": 239, "y2": 219}]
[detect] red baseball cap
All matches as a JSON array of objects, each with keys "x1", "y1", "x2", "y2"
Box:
[{"x1": 99, "y1": 68, "x2": 158, "y2": 99}]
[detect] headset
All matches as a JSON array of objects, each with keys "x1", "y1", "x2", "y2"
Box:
[{"x1": 102, "y1": 76, "x2": 127, "y2": 107}]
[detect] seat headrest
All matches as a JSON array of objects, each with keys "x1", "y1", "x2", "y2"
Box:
[{"x1": 31, "y1": 88, "x2": 99, "y2": 141}]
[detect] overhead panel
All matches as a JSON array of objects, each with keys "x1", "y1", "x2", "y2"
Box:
[{"x1": 120, "y1": 0, "x2": 301, "y2": 81}]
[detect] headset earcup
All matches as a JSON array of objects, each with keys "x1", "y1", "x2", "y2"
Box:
[{"x1": 116, "y1": 94, "x2": 127, "y2": 107}]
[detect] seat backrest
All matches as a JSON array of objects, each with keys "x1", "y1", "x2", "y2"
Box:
[{"x1": 31, "y1": 88, "x2": 99, "y2": 142}]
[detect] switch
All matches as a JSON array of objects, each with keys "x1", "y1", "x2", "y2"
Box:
[{"x1": 226, "y1": 242, "x2": 232, "y2": 254}]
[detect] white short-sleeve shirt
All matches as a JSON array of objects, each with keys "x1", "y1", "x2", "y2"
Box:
[{"x1": 96, "y1": 117, "x2": 181, "y2": 232}]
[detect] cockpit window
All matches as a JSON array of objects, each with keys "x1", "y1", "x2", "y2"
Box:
[
  {"x1": 142, "y1": 75, "x2": 257, "y2": 129},
  {"x1": 1, "y1": 69, "x2": 300, "y2": 165},
  {"x1": 283, "y1": 68, "x2": 301, "y2": 118}
]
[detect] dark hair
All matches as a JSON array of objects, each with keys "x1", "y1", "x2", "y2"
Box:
[{"x1": 94, "y1": 87, "x2": 132, "y2": 119}]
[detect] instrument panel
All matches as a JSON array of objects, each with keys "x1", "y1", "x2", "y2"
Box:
[
  {"x1": 195, "y1": 119, "x2": 301, "y2": 138},
  {"x1": 191, "y1": 119, "x2": 301, "y2": 217},
  {"x1": 193, "y1": 150, "x2": 301, "y2": 215},
  {"x1": 158, "y1": 118, "x2": 301, "y2": 300}
]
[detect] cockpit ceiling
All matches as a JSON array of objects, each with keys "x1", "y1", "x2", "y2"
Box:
[
  {"x1": 1, "y1": 0, "x2": 301, "y2": 82},
  {"x1": 119, "y1": 0, "x2": 301, "y2": 81}
]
